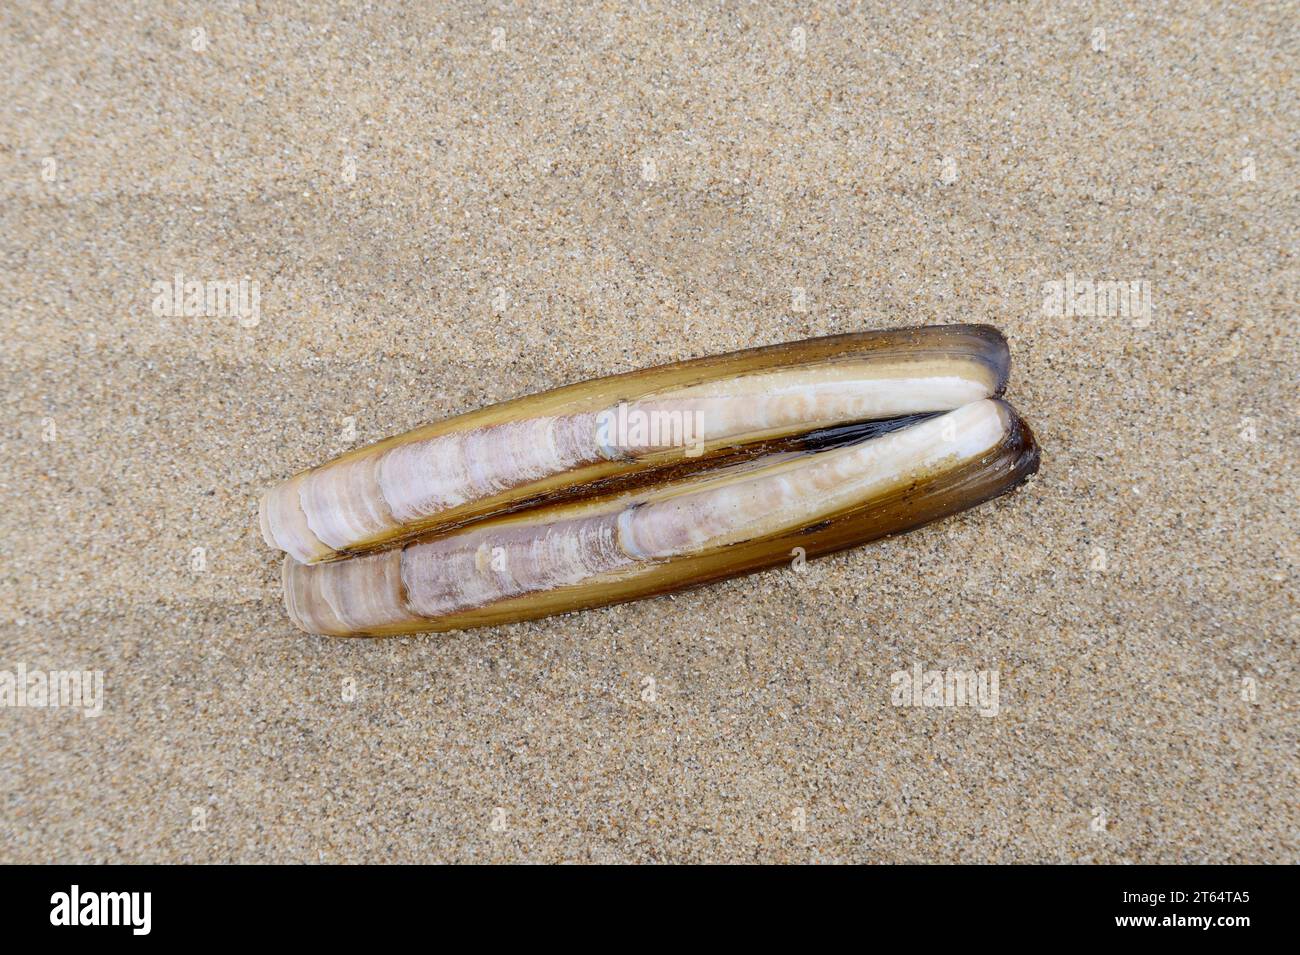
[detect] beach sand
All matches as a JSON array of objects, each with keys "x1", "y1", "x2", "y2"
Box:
[{"x1": 0, "y1": 1, "x2": 1294, "y2": 862}]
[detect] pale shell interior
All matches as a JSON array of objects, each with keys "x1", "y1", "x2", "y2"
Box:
[{"x1": 284, "y1": 400, "x2": 1011, "y2": 635}]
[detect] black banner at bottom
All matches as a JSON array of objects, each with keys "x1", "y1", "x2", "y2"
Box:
[{"x1": 0, "y1": 865, "x2": 1279, "y2": 941}]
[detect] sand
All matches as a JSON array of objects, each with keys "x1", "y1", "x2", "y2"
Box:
[{"x1": 0, "y1": 1, "x2": 1294, "y2": 863}]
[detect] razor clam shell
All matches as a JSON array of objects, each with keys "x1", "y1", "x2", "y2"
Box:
[
  {"x1": 282, "y1": 399, "x2": 1039, "y2": 636},
  {"x1": 261, "y1": 324, "x2": 1010, "y2": 563}
]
